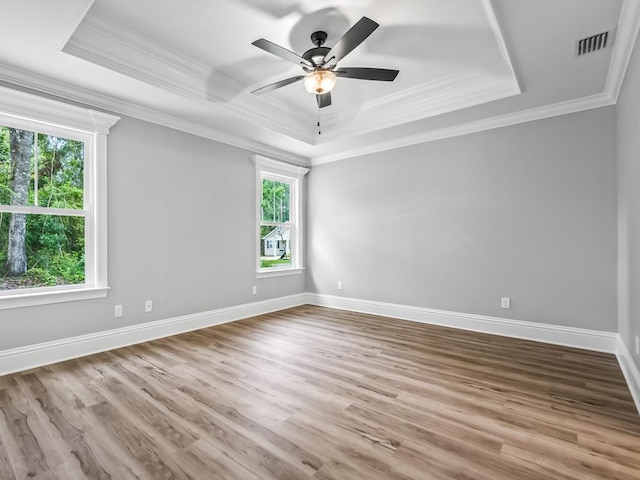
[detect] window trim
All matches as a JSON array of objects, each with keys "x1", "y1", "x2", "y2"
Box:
[
  {"x1": 252, "y1": 155, "x2": 309, "y2": 278},
  {"x1": 0, "y1": 86, "x2": 119, "y2": 310}
]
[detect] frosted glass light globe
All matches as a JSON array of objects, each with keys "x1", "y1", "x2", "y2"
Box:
[{"x1": 303, "y1": 70, "x2": 337, "y2": 94}]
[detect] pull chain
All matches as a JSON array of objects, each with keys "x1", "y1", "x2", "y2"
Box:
[{"x1": 317, "y1": 107, "x2": 321, "y2": 135}]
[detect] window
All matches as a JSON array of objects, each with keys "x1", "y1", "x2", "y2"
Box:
[
  {"x1": 253, "y1": 155, "x2": 308, "y2": 277},
  {"x1": 0, "y1": 87, "x2": 119, "y2": 309}
]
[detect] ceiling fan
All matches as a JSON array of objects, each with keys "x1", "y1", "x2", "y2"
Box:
[{"x1": 251, "y1": 16, "x2": 399, "y2": 109}]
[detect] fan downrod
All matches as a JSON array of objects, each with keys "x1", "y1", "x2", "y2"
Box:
[{"x1": 310, "y1": 31, "x2": 328, "y2": 47}]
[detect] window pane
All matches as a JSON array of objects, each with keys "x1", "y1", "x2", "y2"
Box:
[
  {"x1": 36, "y1": 134, "x2": 84, "y2": 209},
  {"x1": 0, "y1": 213, "x2": 85, "y2": 290},
  {"x1": 261, "y1": 178, "x2": 290, "y2": 223},
  {"x1": 0, "y1": 126, "x2": 84, "y2": 209},
  {"x1": 260, "y1": 225, "x2": 291, "y2": 269},
  {"x1": 0, "y1": 125, "x2": 34, "y2": 206}
]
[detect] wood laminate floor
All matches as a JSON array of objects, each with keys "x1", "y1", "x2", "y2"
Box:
[{"x1": 0, "y1": 305, "x2": 639, "y2": 479}]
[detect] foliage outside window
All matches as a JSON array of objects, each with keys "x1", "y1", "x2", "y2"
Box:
[
  {"x1": 253, "y1": 155, "x2": 308, "y2": 277},
  {"x1": 261, "y1": 178, "x2": 292, "y2": 269},
  {"x1": 0, "y1": 86, "x2": 119, "y2": 309},
  {"x1": 0, "y1": 127, "x2": 85, "y2": 290}
]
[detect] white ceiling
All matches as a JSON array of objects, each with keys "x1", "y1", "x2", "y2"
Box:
[{"x1": 0, "y1": 0, "x2": 637, "y2": 166}]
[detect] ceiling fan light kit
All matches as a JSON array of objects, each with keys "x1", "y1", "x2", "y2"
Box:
[
  {"x1": 251, "y1": 16, "x2": 399, "y2": 111},
  {"x1": 303, "y1": 69, "x2": 336, "y2": 94}
]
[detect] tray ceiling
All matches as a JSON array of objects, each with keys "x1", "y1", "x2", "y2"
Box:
[{"x1": 0, "y1": 0, "x2": 635, "y2": 165}]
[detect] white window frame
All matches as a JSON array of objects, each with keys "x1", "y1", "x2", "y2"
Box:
[
  {"x1": 253, "y1": 155, "x2": 309, "y2": 278},
  {"x1": 0, "y1": 86, "x2": 119, "y2": 310}
]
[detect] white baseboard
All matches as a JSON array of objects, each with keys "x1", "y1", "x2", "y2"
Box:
[
  {"x1": 306, "y1": 293, "x2": 618, "y2": 353},
  {"x1": 307, "y1": 294, "x2": 640, "y2": 413},
  {"x1": 0, "y1": 293, "x2": 307, "y2": 376},
  {"x1": 616, "y1": 338, "x2": 640, "y2": 415},
  {"x1": 2, "y1": 291, "x2": 632, "y2": 414}
]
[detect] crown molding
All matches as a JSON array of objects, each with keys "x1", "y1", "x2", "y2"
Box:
[
  {"x1": 53, "y1": 0, "x2": 95, "y2": 51},
  {"x1": 2, "y1": 0, "x2": 638, "y2": 167},
  {"x1": 606, "y1": 0, "x2": 640, "y2": 102},
  {"x1": 483, "y1": 0, "x2": 520, "y2": 87},
  {"x1": 0, "y1": 64, "x2": 310, "y2": 166},
  {"x1": 0, "y1": 84, "x2": 119, "y2": 133},
  {"x1": 252, "y1": 154, "x2": 310, "y2": 177},
  {"x1": 63, "y1": 14, "x2": 317, "y2": 144},
  {"x1": 64, "y1": 5, "x2": 519, "y2": 147},
  {"x1": 310, "y1": 92, "x2": 615, "y2": 165},
  {"x1": 317, "y1": 0, "x2": 521, "y2": 143},
  {"x1": 310, "y1": 0, "x2": 640, "y2": 164},
  {"x1": 317, "y1": 69, "x2": 520, "y2": 143}
]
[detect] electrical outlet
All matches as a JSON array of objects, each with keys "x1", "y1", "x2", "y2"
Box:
[
  {"x1": 252, "y1": 285, "x2": 257, "y2": 295},
  {"x1": 636, "y1": 335, "x2": 639, "y2": 355},
  {"x1": 337, "y1": 281, "x2": 343, "y2": 290},
  {"x1": 501, "y1": 297, "x2": 511, "y2": 309},
  {"x1": 115, "y1": 305, "x2": 123, "y2": 317},
  {"x1": 145, "y1": 300, "x2": 152, "y2": 313}
]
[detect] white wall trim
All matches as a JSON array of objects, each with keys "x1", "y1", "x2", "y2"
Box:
[
  {"x1": 1, "y1": 0, "x2": 638, "y2": 166},
  {"x1": 310, "y1": 0, "x2": 640, "y2": 165},
  {"x1": 0, "y1": 293, "x2": 307, "y2": 377},
  {"x1": 252, "y1": 155, "x2": 310, "y2": 177},
  {"x1": 0, "y1": 84, "x2": 119, "y2": 134},
  {"x1": 310, "y1": 293, "x2": 640, "y2": 414},
  {"x1": 309, "y1": 0, "x2": 640, "y2": 164},
  {"x1": 306, "y1": 293, "x2": 618, "y2": 353},
  {"x1": 62, "y1": 6, "x2": 520, "y2": 146},
  {"x1": 253, "y1": 156, "x2": 308, "y2": 276},
  {"x1": 0, "y1": 86, "x2": 118, "y2": 310},
  {"x1": 317, "y1": 71, "x2": 520, "y2": 143},
  {"x1": 0, "y1": 64, "x2": 310, "y2": 167},
  {"x1": 62, "y1": 14, "x2": 316, "y2": 145},
  {"x1": 0, "y1": 286, "x2": 109, "y2": 311},
  {"x1": 54, "y1": 0, "x2": 95, "y2": 51},
  {"x1": 2, "y1": 293, "x2": 637, "y2": 415},
  {"x1": 310, "y1": 93, "x2": 615, "y2": 165},
  {"x1": 606, "y1": 0, "x2": 640, "y2": 102},
  {"x1": 616, "y1": 338, "x2": 640, "y2": 415}
]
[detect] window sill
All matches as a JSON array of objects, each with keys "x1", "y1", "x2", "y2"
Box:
[
  {"x1": 256, "y1": 268, "x2": 305, "y2": 279},
  {"x1": 0, "y1": 286, "x2": 109, "y2": 310}
]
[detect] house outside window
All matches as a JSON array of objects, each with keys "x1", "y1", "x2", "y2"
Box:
[
  {"x1": 0, "y1": 87, "x2": 119, "y2": 309},
  {"x1": 253, "y1": 155, "x2": 308, "y2": 278}
]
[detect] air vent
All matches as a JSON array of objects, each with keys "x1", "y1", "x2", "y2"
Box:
[{"x1": 576, "y1": 29, "x2": 615, "y2": 56}]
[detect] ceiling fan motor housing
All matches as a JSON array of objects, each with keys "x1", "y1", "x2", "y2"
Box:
[
  {"x1": 310, "y1": 31, "x2": 328, "y2": 47},
  {"x1": 302, "y1": 46, "x2": 332, "y2": 70}
]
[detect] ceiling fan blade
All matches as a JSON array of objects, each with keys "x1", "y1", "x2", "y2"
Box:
[
  {"x1": 325, "y1": 17, "x2": 379, "y2": 64},
  {"x1": 316, "y1": 92, "x2": 332, "y2": 108},
  {"x1": 251, "y1": 75, "x2": 304, "y2": 95},
  {"x1": 252, "y1": 38, "x2": 313, "y2": 68},
  {"x1": 335, "y1": 68, "x2": 399, "y2": 81}
]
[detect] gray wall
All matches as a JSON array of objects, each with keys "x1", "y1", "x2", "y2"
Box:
[
  {"x1": 0, "y1": 92, "x2": 622, "y2": 350},
  {"x1": 617, "y1": 28, "x2": 640, "y2": 369},
  {"x1": 0, "y1": 116, "x2": 305, "y2": 350},
  {"x1": 307, "y1": 108, "x2": 618, "y2": 331}
]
